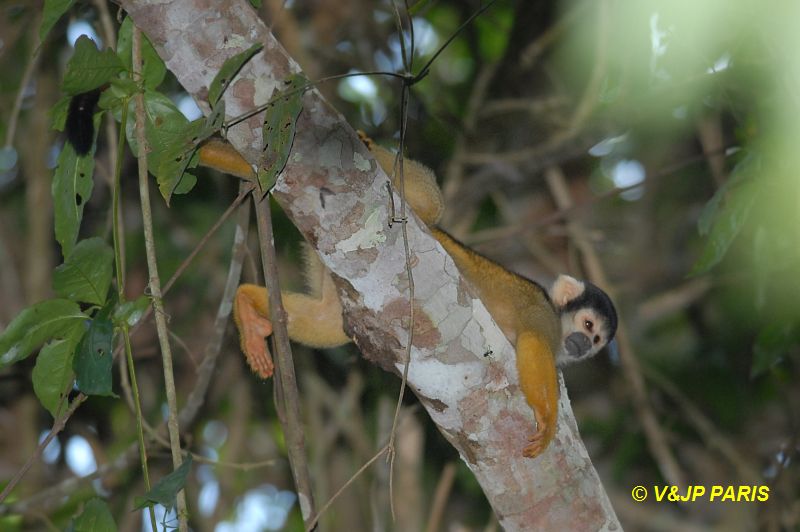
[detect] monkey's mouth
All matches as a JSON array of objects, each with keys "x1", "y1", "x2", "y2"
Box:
[{"x1": 565, "y1": 332, "x2": 591, "y2": 359}]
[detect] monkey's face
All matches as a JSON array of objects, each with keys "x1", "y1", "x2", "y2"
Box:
[
  {"x1": 555, "y1": 308, "x2": 612, "y2": 366},
  {"x1": 549, "y1": 274, "x2": 618, "y2": 366}
]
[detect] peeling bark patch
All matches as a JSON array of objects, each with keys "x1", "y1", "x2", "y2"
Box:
[
  {"x1": 416, "y1": 393, "x2": 447, "y2": 413},
  {"x1": 454, "y1": 431, "x2": 478, "y2": 465},
  {"x1": 335, "y1": 209, "x2": 386, "y2": 252},
  {"x1": 383, "y1": 298, "x2": 441, "y2": 350}
]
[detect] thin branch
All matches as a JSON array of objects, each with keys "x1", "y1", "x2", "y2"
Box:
[
  {"x1": 253, "y1": 197, "x2": 317, "y2": 527},
  {"x1": 3, "y1": 12, "x2": 41, "y2": 150},
  {"x1": 386, "y1": 76, "x2": 415, "y2": 524},
  {"x1": 0, "y1": 394, "x2": 87, "y2": 504},
  {"x1": 132, "y1": 27, "x2": 189, "y2": 531}
]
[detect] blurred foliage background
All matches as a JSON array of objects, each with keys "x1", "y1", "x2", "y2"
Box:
[{"x1": 0, "y1": 0, "x2": 799, "y2": 530}]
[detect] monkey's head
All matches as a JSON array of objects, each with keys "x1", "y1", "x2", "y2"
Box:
[{"x1": 549, "y1": 275, "x2": 618, "y2": 366}]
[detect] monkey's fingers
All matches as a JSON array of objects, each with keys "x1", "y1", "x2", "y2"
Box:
[
  {"x1": 522, "y1": 421, "x2": 555, "y2": 458},
  {"x1": 233, "y1": 286, "x2": 275, "y2": 378}
]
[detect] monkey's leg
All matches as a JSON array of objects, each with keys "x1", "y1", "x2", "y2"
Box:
[
  {"x1": 515, "y1": 331, "x2": 559, "y2": 458},
  {"x1": 233, "y1": 276, "x2": 350, "y2": 379}
]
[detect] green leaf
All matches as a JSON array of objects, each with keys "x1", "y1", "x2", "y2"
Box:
[
  {"x1": 0, "y1": 300, "x2": 88, "y2": 368},
  {"x1": 50, "y1": 94, "x2": 71, "y2": 132},
  {"x1": 113, "y1": 296, "x2": 150, "y2": 328},
  {"x1": 125, "y1": 91, "x2": 205, "y2": 204},
  {"x1": 116, "y1": 17, "x2": 166, "y2": 90},
  {"x1": 33, "y1": 330, "x2": 83, "y2": 418},
  {"x1": 62, "y1": 36, "x2": 125, "y2": 96},
  {"x1": 690, "y1": 178, "x2": 758, "y2": 275},
  {"x1": 208, "y1": 43, "x2": 263, "y2": 107},
  {"x1": 53, "y1": 115, "x2": 100, "y2": 258},
  {"x1": 40, "y1": 0, "x2": 76, "y2": 43},
  {"x1": 98, "y1": 78, "x2": 138, "y2": 115},
  {"x1": 697, "y1": 154, "x2": 755, "y2": 236},
  {"x1": 73, "y1": 317, "x2": 115, "y2": 397},
  {"x1": 71, "y1": 498, "x2": 117, "y2": 532},
  {"x1": 53, "y1": 237, "x2": 114, "y2": 306},
  {"x1": 257, "y1": 74, "x2": 307, "y2": 193},
  {"x1": 134, "y1": 456, "x2": 192, "y2": 511},
  {"x1": 172, "y1": 172, "x2": 197, "y2": 195}
]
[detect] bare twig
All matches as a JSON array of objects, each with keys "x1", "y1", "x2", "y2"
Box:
[
  {"x1": 0, "y1": 394, "x2": 87, "y2": 504},
  {"x1": 253, "y1": 197, "x2": 317, "y2": 527},
  {"x1": 387, "y1": 80, "x2": 415, "y2": 523},
  {"x1": 132, "y1": 27, "x2": 189, "y2": 531}
]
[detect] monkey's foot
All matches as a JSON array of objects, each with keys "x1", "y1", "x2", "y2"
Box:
[
  {"x1": 234, "y1": 289, "x2": 275, "y2": 378},
  {"x1": 522, "y1": 423, "x2": 555, "y2": 459}
]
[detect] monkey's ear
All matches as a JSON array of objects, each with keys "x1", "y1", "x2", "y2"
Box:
[{"x1": 550, "y1": 275, "x2": 584, "y2": 307}]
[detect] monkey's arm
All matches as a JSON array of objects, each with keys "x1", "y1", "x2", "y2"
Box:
[
  {"x1": 233, "y1": 257, "x2": 349, "y2": 378},
  {"x1": 515, "y1": 332, "x2": 559, "y2": 457},
  {"x1": 431, "y1": 228, "x2": 562, "y2": 457}
]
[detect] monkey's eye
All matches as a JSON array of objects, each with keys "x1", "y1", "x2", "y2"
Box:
[{"x1": 584, "y1": 320, "x2": 593, "y2": 331}]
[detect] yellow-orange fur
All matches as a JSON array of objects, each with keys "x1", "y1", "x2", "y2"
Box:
[{"x1": 202, "y1": 136, "x2": 561, "y2": 458}]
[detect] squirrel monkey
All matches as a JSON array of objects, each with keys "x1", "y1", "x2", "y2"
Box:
[
  {"x1": 65, "y1": 93, "x2": 618, "y2": 458},
  {"x1": 206, "y1": 134, "x2": 619, "y2": 459}
]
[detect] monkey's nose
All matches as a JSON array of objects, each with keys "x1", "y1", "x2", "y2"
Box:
[{"x1": 565, "y1": 332, "x2": 591, "y2": 358}]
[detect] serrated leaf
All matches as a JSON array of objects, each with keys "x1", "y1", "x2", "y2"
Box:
[
  {"x1": 113, "y1": 296, "x2": 150, "y2": 327},
  {"x1": 116, "y1": 17, "x2": 166, "y2": 90},
  {"x1": 73, "y1": 318, "x2": 115, "y2": 396},
  {"x1": 208, "y1": 43, "x2": 263, "y2": 107},
  {"x1": 0, "y1": 300, "x2": 88, "y2": 368},
  {"x1": 53, "y1": 112, "x2": 100, "y2": 258},
  {"x1": 62, "y1": 36, "x2": 125, "y2": 96},
  {"x1": 33, "y1": 329, "x2": 84, "y2": 418},
  {"x1": 40, "y1": 0, "x2": 76, "y2": 43},
  {"x1": 257, "y1": 74, "x2": 307, "y2": 193},
  {"x1": 53, "y1": 237, "x2": 114, "y2": 306},
  {"x1": 134, "y1": 456, "x2": 192, "y2": 511},
  {"x1": 71, "y1": 498, "x2": 117, "y2": 532},
  {"x1": 690, "y1": 178, "x2": 758, "y2": 275}
]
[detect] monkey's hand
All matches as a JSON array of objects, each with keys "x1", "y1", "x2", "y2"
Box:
[
  {"x1": 515, "y1": 331, "x2": 559, "y2": 458},
  {"x1": 233, "y1": 284, "x2": 275, "y2": 378}
]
